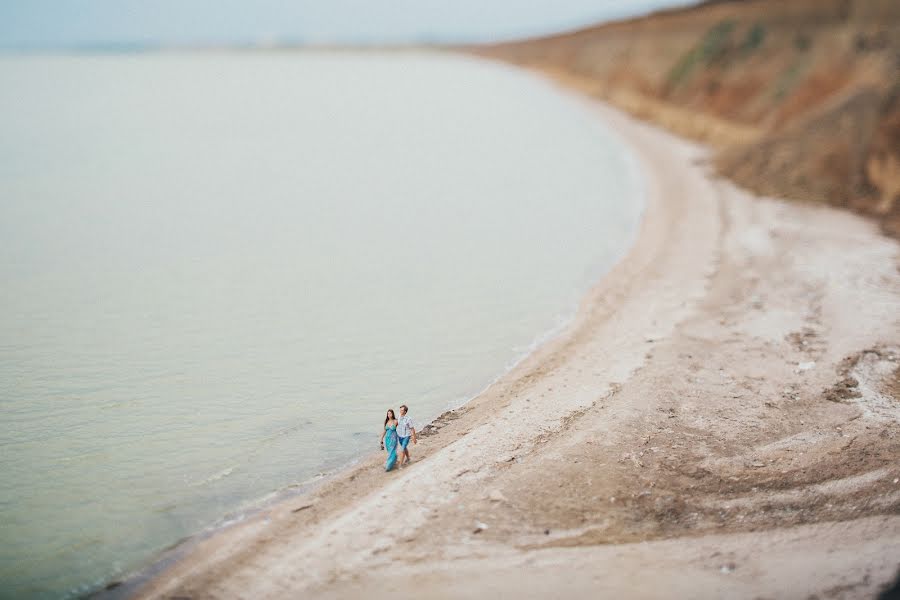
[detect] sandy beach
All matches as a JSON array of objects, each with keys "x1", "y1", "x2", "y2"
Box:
[{"x1": 130, "y1": 63, "x2": 900, "y2": 600}]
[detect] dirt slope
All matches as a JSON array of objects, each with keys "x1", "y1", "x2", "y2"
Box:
[{"x1": 474, "y1": 0, "x2": 900, "y2": 236}]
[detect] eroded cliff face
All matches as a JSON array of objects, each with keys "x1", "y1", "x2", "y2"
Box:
[{"x1": 474, "y1": 0, "x2": 900, "y2": 236}]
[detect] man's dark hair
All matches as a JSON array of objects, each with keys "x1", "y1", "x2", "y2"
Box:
[{"x1": 878, "y1": 569, "x2": 900, "y2": 600}]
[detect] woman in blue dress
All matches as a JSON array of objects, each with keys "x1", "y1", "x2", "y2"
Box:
[{"x1": 380, "y1": 409, "x2": 399, "y2": 472}]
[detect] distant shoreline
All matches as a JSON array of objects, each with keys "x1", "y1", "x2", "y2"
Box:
[{"x1": 0, "y1": 44, "x2": 439, "y2": 56}]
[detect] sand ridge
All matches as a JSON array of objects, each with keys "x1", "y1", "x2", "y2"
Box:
[{"x1": 130, "y1": 66, "x2": 900, "y2": 600}]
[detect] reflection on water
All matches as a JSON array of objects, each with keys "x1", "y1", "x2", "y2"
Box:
[{"x1": 0, "y1": 51, "x2": 641, "y2": 598}]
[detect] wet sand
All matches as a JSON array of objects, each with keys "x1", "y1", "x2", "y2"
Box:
[{"x1": 131, "y1": 64, "x2": 900, "y2": 600}]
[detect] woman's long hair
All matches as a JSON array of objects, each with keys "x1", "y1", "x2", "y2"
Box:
[{"x1": 384, "y1": 409, "x2": 395, "y2": 426}]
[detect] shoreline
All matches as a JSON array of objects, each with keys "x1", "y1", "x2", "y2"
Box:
[
  {"x1": 129, "y1": 57, "x2": 900, "y2": 599},
  {"x1": 95, "y1": 56, "x2": 647, "y2": 599},
  {"x1": 92, "y1": 52, "x2": 651, "y2": 600}
]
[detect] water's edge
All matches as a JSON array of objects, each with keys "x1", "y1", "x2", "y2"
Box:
[{"x1": 82, "y1": 52, "x2": 647, "y2": 600}]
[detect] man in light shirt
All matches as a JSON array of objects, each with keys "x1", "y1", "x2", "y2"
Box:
[{"x1": 396, "y1": 404, "x2": 417, "y2": 467}]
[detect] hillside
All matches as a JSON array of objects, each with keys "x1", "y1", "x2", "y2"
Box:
[{"x1": 473, "y1": 0, "x2": 900, "y2": 237}]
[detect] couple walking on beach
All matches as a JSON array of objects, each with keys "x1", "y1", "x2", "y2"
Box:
[{"x1": 381, "y1": 404, "x2": 417, "y2": 471}]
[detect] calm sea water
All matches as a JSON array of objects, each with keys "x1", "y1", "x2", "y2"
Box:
[{"x1": 0, "y1": 51, "x2": 641, "y2": 598}]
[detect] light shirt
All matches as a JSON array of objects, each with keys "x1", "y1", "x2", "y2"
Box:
[{"x1": 397, "y1": 414, "x2": 414, "y2": 438}]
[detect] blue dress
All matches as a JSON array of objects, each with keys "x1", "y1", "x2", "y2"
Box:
[{"x1": 384, "y1": 424, "x2": 398, "y2": 471}]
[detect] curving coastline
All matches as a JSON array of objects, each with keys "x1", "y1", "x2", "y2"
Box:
[{"x1": 129, "y1": 58, "x2": 900, "y2": 599}]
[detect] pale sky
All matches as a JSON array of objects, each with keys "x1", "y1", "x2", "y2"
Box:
[{"x1": 0, "y1": 0, "x2": 689, "y2": 48}]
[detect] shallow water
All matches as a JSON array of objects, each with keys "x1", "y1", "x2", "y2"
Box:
[{"x1": 0, "y1": 50, "x2": 641, "y2": 598}]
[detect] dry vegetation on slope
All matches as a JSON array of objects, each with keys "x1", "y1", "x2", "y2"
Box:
[{"x1": 474, "y1": 0, "x2": 900, "y2": 236}]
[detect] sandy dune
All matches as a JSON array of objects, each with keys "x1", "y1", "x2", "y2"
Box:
[{"x1": 131, "y1": 68, "x2": 900, "y2": 600}]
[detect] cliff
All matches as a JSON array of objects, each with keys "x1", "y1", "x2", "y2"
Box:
[{"x1": 474, "y1": 0, "x2": 900, "y2": 236}]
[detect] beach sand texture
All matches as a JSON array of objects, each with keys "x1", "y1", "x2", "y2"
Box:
[{"x1": 131, "y1": 76, "x2": 900, "y2": 600}]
